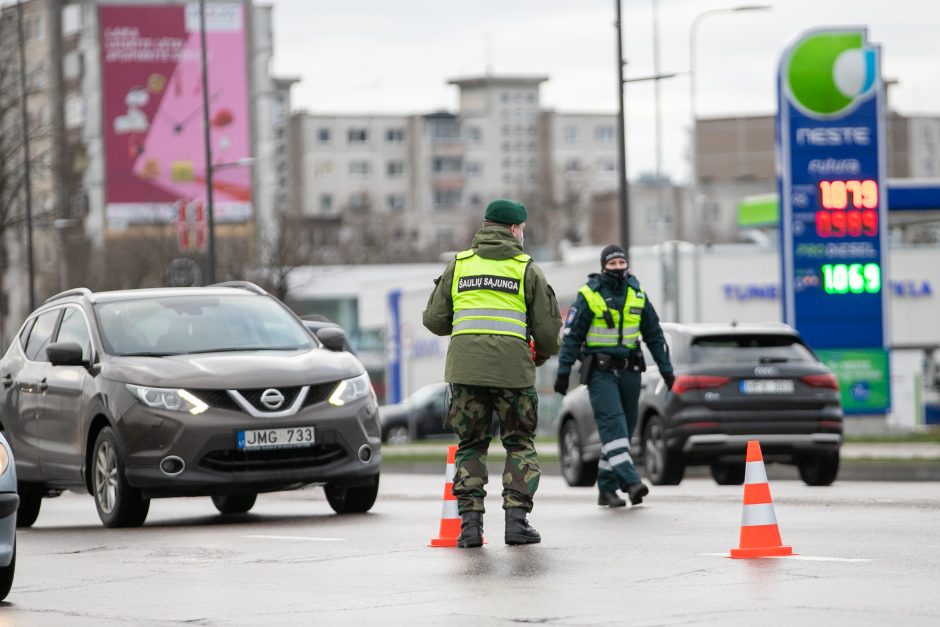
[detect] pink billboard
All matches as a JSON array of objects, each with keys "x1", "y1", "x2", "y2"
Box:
[{"x1": 100, "y1": 3, "x2": 252, "y2": 227}]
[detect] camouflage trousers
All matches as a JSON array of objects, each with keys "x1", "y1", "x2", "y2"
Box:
[{"x1": 447, "y1": 384, "x2": 541, "y2": 514}]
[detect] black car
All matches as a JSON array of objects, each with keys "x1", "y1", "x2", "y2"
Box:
[
  {"x1": 557, "y1": 322, "x2": 843, "y2": 487},
  {"x1": 0, "y1": 282, "x2": 381, "y2": 528},
  {"x1": 379, "y1": 382, "x2": 500, "y2": 443},
  {"x1": 379, "y1": 382, "x2": 450, "y2": 443}
]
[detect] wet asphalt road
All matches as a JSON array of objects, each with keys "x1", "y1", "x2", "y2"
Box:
[{"x1": 2, "y1": 474, "x2": 939, "y2": 626}]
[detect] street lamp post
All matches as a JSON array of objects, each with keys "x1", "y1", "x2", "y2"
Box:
[
  {"x1": 614, "y1": 0, "x2": 630, "y2": 261},
  {"x1": 198, "y1": 0, "x2": 216, "y2": 284},
  {"x1": 688, "y1": 5, "x2": 771, "y2": 321}
]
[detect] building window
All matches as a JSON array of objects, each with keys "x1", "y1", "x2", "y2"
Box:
[
  {"x1": 565, "y1": 158, "x2": 582, "y2": 172},
  {"x1": 564, "y1": 125, "x2": 579, "y2": 144},
  {"x1": 64, "y1": 95, "x2": 84, "y2": 129},
  {"x1": 469, "y1": 193, "x2": 482, "y2": 207},
  {"x1": 502, "y1": 125, "x2": 511, "y2": 137},
  {"x1": 502, "y1": 142, "x2": 511, "y2": 153},
  {"x1": 466, "y1": 161, "x2": 482, "y2": 177},
  {"x1": 596, "y1": 158, "x2": 616, "y2": 172},
  {"x1": 595, "y1": 125, "x2": 616, "y2": 143},
  {"x1": 385, "y1": 128, "x2": 405, "y2": 143},
  {"x1": 501, "y1": 93, "x2": 510, "y2": 103},
  {"x1": 432, "y1": 156, "x2": 462, "y2": 174},
  {"x1": 317, "y1": 128, "x2": 331, "y2": 143},
  {"x1": 349, "y1": 191, "x2": 370, "y2": 210},
  {"x1": 348, "y1": 128, "x2": 368, "y2": 144},
  {"x1": 63, "y1": 51, "x2": 81, "y2": 81},
  {"x1": 431, "y1": 120, "x2": 460, "y2": 142},
  {"x1": 386, "y1": 193, "x2": 406, "y2": 211},
  {"x1": 502, "y1": 173, "x2": 512, "y2": 184},
  {"x1": 349, "y1": 160, "x2": 371, "y2": 176},
  {"x1": 465, "y1": 126, "x2": 482, "y2": 143},
  {"x1": 528, "y1": 125, "x2": 538, "y2": 136},
  {"x1": 387, "y1": 160, "x2": 405, "y2": 178},
  {"x1": 433, "y1": 189, "x2": 462, "y2": 209},
  {"x1": 315, "y1": 160, "x2": 333, "y2": 176},
  {"x1": 319, "y1": 193, "x2": 333, "y2": 212},
  {"x1": 437, "y1": 229, "x2": 456, "y2": 250},
  {"x1": 527, "y1": 92, "x2": 536, "y2": 103}
]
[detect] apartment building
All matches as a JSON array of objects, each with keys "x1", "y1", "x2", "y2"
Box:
[{"x1": 291, "y1": 74, "x2": 685, "y2": 261}]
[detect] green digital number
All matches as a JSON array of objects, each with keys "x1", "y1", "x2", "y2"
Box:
[{"x1": 821, "y1": 263, "x2": 881, "y2": 294}]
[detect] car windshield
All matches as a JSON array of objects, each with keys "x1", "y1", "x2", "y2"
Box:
[
  {"x1": 95, "y1": 295, "x2": 314, "y2": 356},
  {"x1": 689, "y1": 334, "x2": 815, "y2": 364}
]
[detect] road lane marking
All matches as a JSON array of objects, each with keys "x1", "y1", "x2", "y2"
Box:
[
  {"x1": 702, "y1": 553, "x2": 870, "y2": 562},
  {"x1": 241, "y1": 535, "x2": 346, "y2": 542}
]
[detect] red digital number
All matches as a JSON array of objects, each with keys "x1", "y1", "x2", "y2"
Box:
[{"x1": 816, "y1": 180, "x2": 880, "y2": 238}]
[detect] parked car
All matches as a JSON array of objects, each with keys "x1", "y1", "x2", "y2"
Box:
[
  {"x1": 0, "y1": 433, "x2": 16, "y2": 601},
  {"x1": 557, "y1": 322, "x2": 843, "y2": 487},
  {"x1": 380, "y1": 382, "x2": 450, "y2": 443},
  {"x1": 0, "y1": 282, "x2": 381, "y2": 528},
  {"x1": 380, "y1": 382, "x2": 501, "y2": 443}
]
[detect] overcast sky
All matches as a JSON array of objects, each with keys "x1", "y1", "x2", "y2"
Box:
[{"x1": 268, "y1": 0, "x2": 938, "y2": 182}]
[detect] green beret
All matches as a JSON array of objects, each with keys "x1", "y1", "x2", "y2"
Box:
[{"x1": 484, "y1": 199, "x2": 527, "y2": 225}]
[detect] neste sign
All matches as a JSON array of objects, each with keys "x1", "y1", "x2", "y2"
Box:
[{"x1": 777, "y1": 28, "x2": 890, "y2": 413}]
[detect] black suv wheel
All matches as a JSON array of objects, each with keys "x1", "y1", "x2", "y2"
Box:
[
  {"x1": 642, "y1": 415, "x2": 685, "y2": 485},
  {"x1": 798, "y1": 452, "x2": 839, "y2": 486},
  {"x1": 559, "y1": 418, "x2": 597, "y2": 487},
  {"x1": 710, "y1": 462, "x2": 746, "y2": 485}
]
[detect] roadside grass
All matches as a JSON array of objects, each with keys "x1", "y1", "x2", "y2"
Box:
[{"x1": 845, "y1": 429, "x2": 940, "y2": 444}]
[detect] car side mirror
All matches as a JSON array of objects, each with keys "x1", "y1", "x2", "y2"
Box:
[
  {"x1": 46, "y1": 341, "x2": 85, "y2": 367},
  {"x1": 316, "y1": 327, "x2": 347, "y2": 352}
]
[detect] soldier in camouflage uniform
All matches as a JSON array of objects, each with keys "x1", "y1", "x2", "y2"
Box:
[{"x1": 423, "y1": 199, "x2": 561, "y2": 548}]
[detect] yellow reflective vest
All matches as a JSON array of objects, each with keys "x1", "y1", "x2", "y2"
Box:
[
  {"x1": 577, "y1": 283, "x2": 644, "y2": 348},
  {"x1": 451, "y1": 249, "x2": 530, "y2": 341}
]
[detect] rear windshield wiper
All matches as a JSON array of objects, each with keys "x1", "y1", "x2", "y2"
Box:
[{"x1": 758, "y1": 356, "x2": 790, "y2": 364}]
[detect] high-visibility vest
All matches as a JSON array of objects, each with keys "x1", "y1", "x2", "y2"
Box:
[
  {"x1": 450, "y1": 249, "x2": 530, "y2": 340},
  {"x1": 578, "y1": 283, "x2": 645, "y2": 348}
]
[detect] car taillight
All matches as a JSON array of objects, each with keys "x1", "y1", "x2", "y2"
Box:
[
  {"x1": 671, "y1": 375, "x2": 730, "y2": 395},
  {"x1": 801, "y1": 373, "x2": 840, "y2": 391}
]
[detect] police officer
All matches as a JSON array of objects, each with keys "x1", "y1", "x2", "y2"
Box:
[
  {"x1": 423, "y1": 199, "x2": 562, "y2": 548},
  {"x1": 554, "y1": 245, "x2": 674, "y2": 507}
]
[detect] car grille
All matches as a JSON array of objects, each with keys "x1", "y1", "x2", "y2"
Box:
[
  {"x1": 239, "y1": 386, "x2": 303, "y2": 411},
  {"x1": 199, "y1": 444, "x2": 347, "y2": 473},
  {"x1": 190, "y1": 382, "x2": 340, "y2": 414}
]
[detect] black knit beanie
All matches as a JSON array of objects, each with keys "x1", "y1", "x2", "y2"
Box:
[{"x1": 600, "y1": 244, "x2": 626, "y2": 268}]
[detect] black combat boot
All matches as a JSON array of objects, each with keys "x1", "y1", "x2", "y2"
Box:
[
  {"x1": 457, "y1": 511, "x2": 483, "y2": 548},
  {"x1": 597, "y1": 491, "x2": 627, "y2": 507},
  {"x1": 625, "y1": 481, "x2": 649, "y2": 505},
  {"x1": 504, "y1": 508, "x2": 541, "y2": 545}
]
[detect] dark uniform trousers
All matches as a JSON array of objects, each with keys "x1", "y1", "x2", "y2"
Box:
[
  {"x1": 587, "y1": 368, "x2": 643, "y2": 492},
  {"x1": 447, "y1": 384, "x2": 541, "y2": 514}
]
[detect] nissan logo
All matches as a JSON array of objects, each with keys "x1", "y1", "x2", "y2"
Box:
[
  {"x1": 754, "y1": 366, "x2": 779, "y2": 377},
  {"x1": 260, "y1": 388, "x2": 285, "y2": 410}
]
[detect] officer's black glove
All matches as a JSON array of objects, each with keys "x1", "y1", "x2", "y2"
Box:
[
  {"x1": 554, "y1": 374, "x2": 570, "y2": 396},
  {"x1": 662, "y1": 372, "x2": 676, "y2": 391}
]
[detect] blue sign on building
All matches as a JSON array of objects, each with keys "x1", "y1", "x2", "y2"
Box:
[{"x1": 777, "y1": 28, "x2": 890, "y2": 413}]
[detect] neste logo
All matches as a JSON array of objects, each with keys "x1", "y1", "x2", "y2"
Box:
[{"x1": 786, "y1": 31, "x2": 877, "y2": 118}]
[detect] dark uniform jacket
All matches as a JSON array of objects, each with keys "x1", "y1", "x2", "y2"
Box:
[
  {"x1": 423, "y1": 226, "x2": 562, "y2": 388},
  {"x1": 557, "y1": 272, "x2": 673, "y2": 377}
]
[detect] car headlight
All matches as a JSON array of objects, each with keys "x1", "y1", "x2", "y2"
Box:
[
  {"x1": 329, "y1": 372, "x2": 372, "y2": 407},
  {"x1": 0, "y1": 445, "x2": 8, "y2": 476},
  {"x1": 127, "y1": 384, "x2": 209, "y2": 415}
]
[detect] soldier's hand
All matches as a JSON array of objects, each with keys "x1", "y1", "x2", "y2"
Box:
[
  {"x1": 662, "y1": 372, "x2": 675, "y2": 391},
  {"x1": 553, "y1": 374, "x2": 569, "y2": 396}
]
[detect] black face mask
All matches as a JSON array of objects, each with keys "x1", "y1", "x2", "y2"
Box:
[{"x1": 603, "y1": 269, "x2": 627, "y2": 281}]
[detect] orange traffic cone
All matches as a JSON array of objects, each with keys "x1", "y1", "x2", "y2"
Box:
[
  {"x1": 429, "y1": 445, "x2": 462, "y2": 547},
  {"x1": 729, "y1": 440, "x2": 794, "y2": 559}
]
